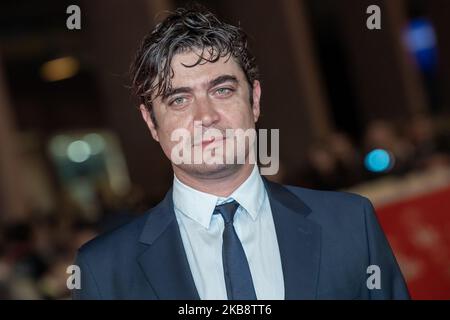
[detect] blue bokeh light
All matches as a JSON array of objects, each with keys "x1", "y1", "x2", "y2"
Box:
[
  {"x1": 364, "y1": 149, "x2": 393, "y2": 173},
  {"x1": 403, "y1": 18, "x2": 438, "y2": 72}
]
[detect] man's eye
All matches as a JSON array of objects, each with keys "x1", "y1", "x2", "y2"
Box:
[
  {"x1": 215, "y1": 87, "x2": 234, "y2": 96},
  {"x1": 170, "y1": 97, "x2": 187, "y2": 106}
]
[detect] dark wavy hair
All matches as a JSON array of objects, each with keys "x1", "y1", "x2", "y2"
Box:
[{"x1": 129, "y1": 4, "x2": 259, "y2": 124}]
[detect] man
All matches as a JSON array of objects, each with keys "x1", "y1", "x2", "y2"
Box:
[{"x1": 72, "y1": 5, "x2": 410, "y2": 300}]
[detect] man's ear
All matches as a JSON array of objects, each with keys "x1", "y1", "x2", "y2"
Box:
[
  {"x1": 140, "y1": 104, "x2": 159, "y2": 142},
  {"x1": 252, "y1": 80, "x2": 261, "y2": 123}
]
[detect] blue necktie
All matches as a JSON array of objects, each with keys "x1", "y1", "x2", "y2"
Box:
[{"x1": 214, "y1": 200, "x2": 257, "y2": 300}]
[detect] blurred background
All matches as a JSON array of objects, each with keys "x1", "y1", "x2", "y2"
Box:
[{"x1": 0, "y1": 0, "x2": 449, "y2": 299}]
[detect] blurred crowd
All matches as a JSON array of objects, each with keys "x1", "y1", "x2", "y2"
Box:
[
  {"x1": 293, "y1": 115, "x2": 450, "y2": 190},
  {"x1": 0, "y1": 114, "x2": 449, "y2": 299},
  {"x1": 0, "y1": 186, "x2": 157, "y2": 299}
]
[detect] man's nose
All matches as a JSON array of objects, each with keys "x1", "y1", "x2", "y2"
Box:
[{"x1": 193, "y1": 96, "x2": 220, "y2": 127}]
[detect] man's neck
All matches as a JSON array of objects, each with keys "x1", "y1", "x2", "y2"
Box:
[{"x1": 173, "y1": 163, "x2": 255, "y2": 197}]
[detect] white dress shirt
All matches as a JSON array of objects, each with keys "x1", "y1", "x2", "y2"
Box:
[{"x1": 172, "y1": 165, "x2": 285, "y2": 300}]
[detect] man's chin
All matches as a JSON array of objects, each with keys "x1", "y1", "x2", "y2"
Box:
[{"x1": 175, "y1": 162, "x2": 242, "y2": 179}]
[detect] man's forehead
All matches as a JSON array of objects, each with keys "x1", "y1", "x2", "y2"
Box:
[{"x1": 169, "y1": 50, "x2": 243, "y2": 85}]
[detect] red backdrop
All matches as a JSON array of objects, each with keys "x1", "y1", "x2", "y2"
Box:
[{"x1": 376, "y1": 185, "x2": 450, "y2": 299}]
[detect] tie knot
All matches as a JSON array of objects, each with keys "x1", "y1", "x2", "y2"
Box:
[{"x1": 214, "y1": 200, "x2": 240, "y2": 224}]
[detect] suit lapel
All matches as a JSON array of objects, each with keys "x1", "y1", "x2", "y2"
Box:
[
  {"x1": 137, "y1": 188, "x2": 200, "y2": 300},
  {"x1": 263, "y1": 178, "x2": 321, "y2": 299}
]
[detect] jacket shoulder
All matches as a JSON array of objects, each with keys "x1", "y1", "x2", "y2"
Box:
[
  {"x1": 282, "y1": 184, "x2": 372, "y2": 227},
  {"x1": 284, "y1": 184, "x2": 370, "y2": 209},
  {"x1": 77, "y1": 210, "x2": 150, "y2": 261}
]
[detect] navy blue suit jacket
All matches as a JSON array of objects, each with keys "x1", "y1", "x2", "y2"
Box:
[{"x1": 72, "y1": 178, "x2": 410, "y2": 299}]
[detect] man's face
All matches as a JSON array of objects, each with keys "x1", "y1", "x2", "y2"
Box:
[{"x1": 140, "y1": 49, "x2": 261, "y2": 178}]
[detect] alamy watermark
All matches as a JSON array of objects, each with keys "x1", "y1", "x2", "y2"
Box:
[
  {"x1": 66, "y1": 5, "x2": 81, "y2": 30},
  {"x1": 169, "y1": 121, "x2": 279, "y2": 175},
  {"x1": 366, "y1": 5, "x2": 381, "y2": 30},
  {"x1": 66, "y1": 264, "x2": 81, "y2": 290},
  {"x1": 366, "y1": 264, "x2": 381, "y2": 290}
]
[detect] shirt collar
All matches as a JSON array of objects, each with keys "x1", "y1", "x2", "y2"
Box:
[{"x1": 172, "y1": 165, "x2": 266, "y2": 229}]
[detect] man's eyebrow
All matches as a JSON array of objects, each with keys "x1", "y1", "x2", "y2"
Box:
[
  {"x1": 162, "y1": 75, "x2": 238, "y2": 100},
  {"x1": 208, "y1": 75, "x2": 238, "y2": 88},
  {"x1": 162, "y1": 87, "x2": 192, "y2": 100}
]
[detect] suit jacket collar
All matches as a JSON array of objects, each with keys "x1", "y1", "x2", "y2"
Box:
[{"x1": 137, "y1": 178, "x2": 321, "y2": 300}]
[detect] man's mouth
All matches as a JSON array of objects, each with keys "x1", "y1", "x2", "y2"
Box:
[{"x1": 200, "y1": 136, "x2": 223, "y2": 147}]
